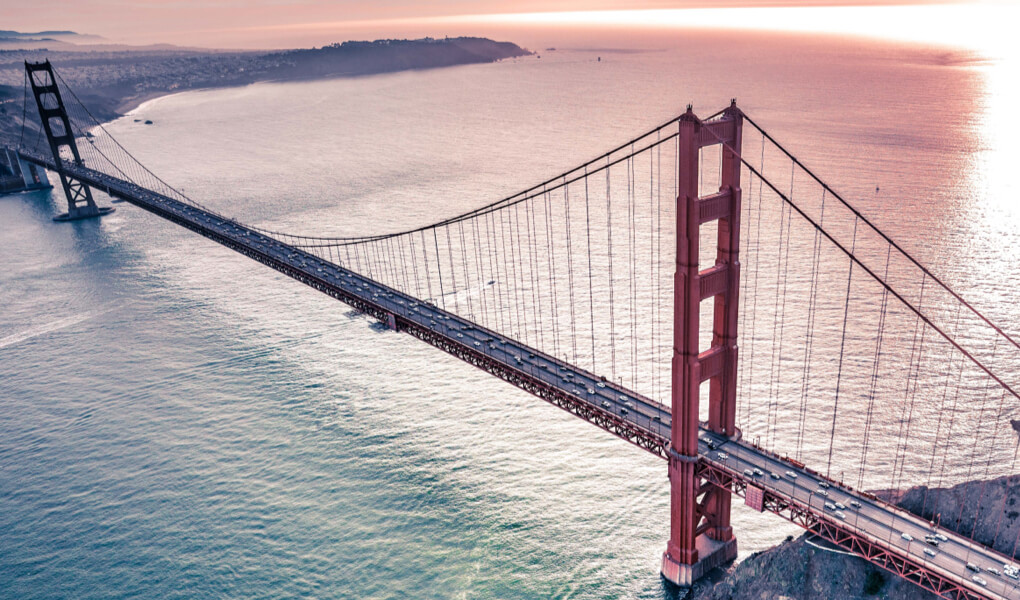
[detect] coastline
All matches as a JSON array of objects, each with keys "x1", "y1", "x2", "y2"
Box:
[
  {"x1": 113, "y1": 54, "x2": 530, "y2": 119},
  {"x1": 117, "y1": 90, "x2": 185, "y2": 116},
  {"x1": 4, "y1": 36, "x2": 532, "y2": 147}
]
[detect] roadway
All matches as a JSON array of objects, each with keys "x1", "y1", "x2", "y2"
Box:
[
  {"x1": 19, "y1": 150, "x2": 1020, "y2": 600},
  {"x1": 700, "y1": 430, "x2": 1020, "y2": 599}
]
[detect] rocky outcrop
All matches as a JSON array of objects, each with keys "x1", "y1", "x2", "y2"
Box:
[
  {"x1": 694, "y1": 536, "x2": 935, "y2": 600},
  {"x1": 876, "y1": 474, "x2": 1020, "y2": 559},
  {"x1": 693, "y1": 474, "x2": 1020, "y2": 600}
]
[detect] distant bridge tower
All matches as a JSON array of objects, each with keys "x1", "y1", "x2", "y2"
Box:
[
  {"x1": 25, "y1": 60, "x2": 113, "y2": 221},
  {"x1": 662, "y1": 101, "x2": 743, "y2": 587}
]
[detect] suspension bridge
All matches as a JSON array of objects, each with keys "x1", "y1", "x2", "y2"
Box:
[{"x1": 13, "y1": 59, "x2": 1020, "y2": 599}]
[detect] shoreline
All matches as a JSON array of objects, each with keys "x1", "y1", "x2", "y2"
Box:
[
  {"x1": 117, "y1": 90, "x2": 185, "y2": 116},
  {"x1": 4, "y1": 36, "x2": 532, "y2": 147},
  {"x1": 106, "y1": 57, "x2": 529, "y2": 125}
]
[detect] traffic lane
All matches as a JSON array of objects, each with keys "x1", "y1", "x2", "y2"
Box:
[
  {"x1": 713, "y1": 449, "x2": 973, "y2": 585},
  {"x1": 311, "y1": 260, "x2": 673, "y2": 438},
  {"x1": 131, "y1": 189, "x2": 672, "y2": 438},
  {"x1": 364, "y1": 284, "x2": 672, "y2": 431},
  {"x1": 713, "y1": 443, "x2": 1019, "y2": 597}
]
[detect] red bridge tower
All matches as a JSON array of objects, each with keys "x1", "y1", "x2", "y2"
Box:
[{"x1": 662, "y1": 101, "x2": 743, "y2": 586}]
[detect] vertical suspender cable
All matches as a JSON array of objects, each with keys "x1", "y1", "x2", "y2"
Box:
[
  {"x1": 584, "y1": 169, "x2": 597, "y2": 371},
  {"x1": 432, "y1": 229, "x2": 446, "y2": 310},
  {"x1": 565, "y1": 185, "x2": 579, "y2": 362},
  {"x1": 826, "y1": 216, "x2": 858, "y2": 479}
]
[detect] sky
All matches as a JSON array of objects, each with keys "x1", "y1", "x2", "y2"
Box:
[{"x1": 5, "y1": 0, "x2": 1016, "y2": 52}]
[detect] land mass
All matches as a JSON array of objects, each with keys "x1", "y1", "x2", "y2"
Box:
[
  {"x1": 691, "y1": 474, "x2": 1020, "y2": 599},
  {"x1": 0, "y1": 35, "x2": 531, "y2": 147}
]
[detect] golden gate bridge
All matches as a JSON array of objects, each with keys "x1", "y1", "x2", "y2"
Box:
[{"x1": 14, "y1": 59, "x2": 1020, "y2": 599}]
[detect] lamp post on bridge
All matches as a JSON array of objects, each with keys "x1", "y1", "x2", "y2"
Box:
[{"x1": 661, "y1": 101, "x2": 743, "y2": 588}]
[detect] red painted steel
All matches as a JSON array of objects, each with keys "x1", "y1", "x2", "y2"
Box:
[
  {"x1": 664, "y1": 103, "x2": 744, "y2": 576},
  {"x1": 697, "y1": 461, "x2": 991, "y2": 600},
  {"x1": 705, "y1": 101, "x2": 743, "y2": 542}
]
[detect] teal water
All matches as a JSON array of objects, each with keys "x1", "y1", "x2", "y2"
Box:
[{"x1": 2, "y1": 30, "x2": 1018, "y2": 598}]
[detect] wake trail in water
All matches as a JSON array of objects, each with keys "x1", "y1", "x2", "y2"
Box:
[{"x1": 0, "y1": 306, "x2": 121, "y2": 350}]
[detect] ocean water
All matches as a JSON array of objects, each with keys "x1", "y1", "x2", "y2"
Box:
[{"x1": 2, "y1": 29, "x2": 1019, "y2": 599}]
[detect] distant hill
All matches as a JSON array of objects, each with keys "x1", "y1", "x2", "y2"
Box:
[
  {"x1": 271, "y1": 37, "x2": 532, "y2": 78},
  {"x1": 0, "y1": 30, "x2": 106, "y2": 46}
]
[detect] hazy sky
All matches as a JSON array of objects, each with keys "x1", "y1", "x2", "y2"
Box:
[{"x1": 5, "y1": 0, "x2": 1005, "y2": 50}]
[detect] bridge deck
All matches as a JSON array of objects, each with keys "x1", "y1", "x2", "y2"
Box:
[{"x1": 19, "y1": 151, "x2": 1020, "y2": 600}]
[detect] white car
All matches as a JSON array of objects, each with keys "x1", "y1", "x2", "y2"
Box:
[
  {"x1": 901, "y1": 533, "x2": 913, "y2": 542},
  {"x1": 834, "y1": 502, "x2": 846, "y2": 510},
  {"x1": 924, "y1": 548, "x2": 937, "y2": 557},
  {"x1": 834, "y1": 511, "x2": 846, "y2": 520},
  {"x1": 716, "y1": 452, "x2": 729, "y2": 460},
  {"x1": 849, "y1": 500, "x2": 861, "y2": 509},
  {"x1": 769, "y1": 472, "x2": 781, "y2": 480},
  {"x1": 785, "y1": 471, "x2": 798, "y2": 479},
  {"x1": 972, "y1": 575, "x2": 987, "y2": 587}
]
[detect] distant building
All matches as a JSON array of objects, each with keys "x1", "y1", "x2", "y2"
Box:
[{"x1": 0, "y1": 147, "x2": 51, "y2": 194}]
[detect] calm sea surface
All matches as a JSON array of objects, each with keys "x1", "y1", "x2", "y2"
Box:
[{"x1": 2, "y1": 29, "x2": 1018, "y2": 599}]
